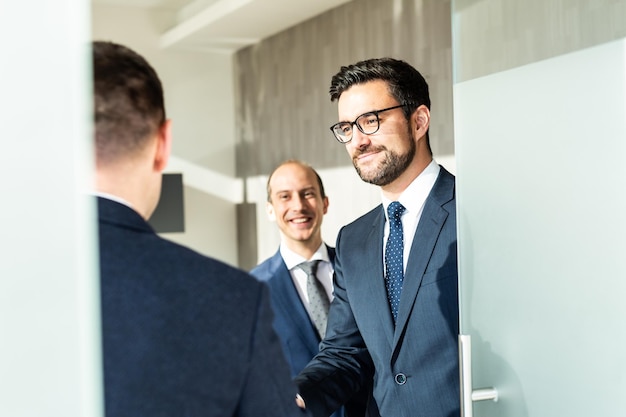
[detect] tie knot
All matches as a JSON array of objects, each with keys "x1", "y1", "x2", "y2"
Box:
[
  {"x1": 387, "y1": 201, "x2": 405, "y2": 223},
  {"x1": 298, "y1": 260, "x2": 320, "y2": 276}
]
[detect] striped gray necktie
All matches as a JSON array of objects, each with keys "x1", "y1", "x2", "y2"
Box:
[{"x1": 298, "y1": 260, "x2": 330, "y2": 338}]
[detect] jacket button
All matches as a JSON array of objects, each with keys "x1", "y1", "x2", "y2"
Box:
[{"x1": 394, "y1": 373, "x2": 407, "y2": 385}]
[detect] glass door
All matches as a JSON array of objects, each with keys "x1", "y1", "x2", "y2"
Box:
[{"x1": 454, "y1": 38, "x2": 626, "y2": 416}]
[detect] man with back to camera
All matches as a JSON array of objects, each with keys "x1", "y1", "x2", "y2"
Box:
[
  {"x1": 294, "y1": 58, "x2": 460, "y2": 417},
  {"x1": 251, "y1": 160, "x2": 370, "y2": 417},
  {"x1": 92, "y1": 40, "x2": 305, "y2": 417}
]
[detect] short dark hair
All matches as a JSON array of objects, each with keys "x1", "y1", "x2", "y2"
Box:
[
  {"x1": 329, "y1": 57, "x2": 430, "y2": 109},
  {"x1": 329, "y1": 58, "x2": 432, "y2": 152},
  {"x1": 266, "y1": 160, "x2": 326, "y2": 202},
  {"x1": 92, "y1": 41, "x2": 166, "y2": 164}
]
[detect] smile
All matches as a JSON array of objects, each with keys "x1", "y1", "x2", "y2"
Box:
[
  {"x1": 291, "y1": 217, "x2": 311, "y2": 224},
  {"x1": 357, "y1": 151, "x2": 379, "y2": 160},
  {"x1": 355, "y1": 145, "x2": 385, "y2": 162}
]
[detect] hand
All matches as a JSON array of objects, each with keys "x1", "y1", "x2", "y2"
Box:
[{"x1": 295, "y1": 393, "x2": 306, "y2": 409}]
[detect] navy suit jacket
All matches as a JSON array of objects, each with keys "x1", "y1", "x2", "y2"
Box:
[
  {"x1": 295, "y1": 167, "x2": 460, "y2": 417},
  {"x1": 250, "y1": 249, "x2": 330, "y2": 378},
  {"x1": 98, "y1": 197, "x2": 304, "y2": 417},
  {"x1": 251, "y1": 248, "x2": 370, "y2": 417}
]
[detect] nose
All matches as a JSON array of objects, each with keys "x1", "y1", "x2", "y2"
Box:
[
  {"x1": 291, "y1": 193, "x2": 306, "y2": 211},
  {"x1": 348, "y1": 127, "x2": 371, "y2": 150}
]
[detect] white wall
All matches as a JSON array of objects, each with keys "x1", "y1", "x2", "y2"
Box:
[{"x1": 92, "y1": 4, "x2": 240, "y2": 266}]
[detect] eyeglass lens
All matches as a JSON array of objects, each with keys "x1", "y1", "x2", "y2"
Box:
[{"x1": 333, "y1": 113, "x2": 379, "y2": 141}]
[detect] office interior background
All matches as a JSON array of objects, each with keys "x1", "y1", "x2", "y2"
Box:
[
  {"x1": 90, "y1": 0, "x2": 456, "y2": 270},
  {"x1": 3, "y1": 0, "x2": 625, "y2": 415}
]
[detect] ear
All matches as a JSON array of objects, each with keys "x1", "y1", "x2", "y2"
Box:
[
  {"x1": 322, "y1": 196, "x2": 329, "y2": 215},
  {"x1": 266, "y1": 201, "x2": 277, "y2": 222},
  {"x1": 411, "y1": 105, "x2": 430, "y2": 139},
  {"x1": 154, "y1": 119, "x2": 172, "y2": 172}
]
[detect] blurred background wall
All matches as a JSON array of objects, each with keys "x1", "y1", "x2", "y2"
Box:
[
  {"x1": 92, "y1": 0, "x2": 454, "y2": 270},
  {"x1": 92, "y1": 0, "x2": 625, "y2": 270}
]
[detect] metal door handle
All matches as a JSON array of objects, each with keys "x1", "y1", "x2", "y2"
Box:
[{"x1": 459, "y1": 334, "x2": 498, "y2": 417}]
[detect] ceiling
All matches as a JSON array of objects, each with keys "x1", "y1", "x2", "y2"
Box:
[{"x1": 93, "y1": 0, "x2": 353, "y2": 53}]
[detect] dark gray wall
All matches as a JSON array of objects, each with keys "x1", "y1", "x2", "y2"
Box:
[{"x1": 234, "y1": 0, "x2": 453, "y2": 178}]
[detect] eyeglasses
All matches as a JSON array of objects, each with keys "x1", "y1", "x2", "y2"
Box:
[{"x1": 329, "y1": 104, "x2": 408, "y2": 143}]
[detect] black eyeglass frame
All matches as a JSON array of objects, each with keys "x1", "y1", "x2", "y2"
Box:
[{"x1": 329, "y1": 103, "x2": 408, "y2": 144}]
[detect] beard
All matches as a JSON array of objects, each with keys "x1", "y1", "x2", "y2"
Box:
[{"x1": 352, "y1": 132, "x2": 416, "y2": 186}]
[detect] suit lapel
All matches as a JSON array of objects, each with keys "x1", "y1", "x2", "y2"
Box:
[
  {"x1": 327, "y1": 245, "x2": 336, "y2": 265},
  {"x1": 268, "y1": 253, "x2": 321, "y2": 348},
  {"x1": 363, "y1": 207, "x2": 396, "y2": 347},
  {"x1": 393, "y1": 168, "x2": 455, "y2": 347}
]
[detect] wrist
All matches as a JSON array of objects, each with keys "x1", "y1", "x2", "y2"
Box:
[{"x1": 295, "y1": 393, "x2": 306, "y2": 409}]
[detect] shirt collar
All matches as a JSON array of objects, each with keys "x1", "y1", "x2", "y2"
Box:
[
  {"x1": 382, "y1": 159, "x2": 440, "y2": 221},
  {"x1": 94, "y1": 191, "x2": 134, "y2": 209},
  {"x1": 280, "y1": 242, "x2": 330, "y2": 270}
]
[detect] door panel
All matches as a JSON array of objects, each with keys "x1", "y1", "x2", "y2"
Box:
[{"x1": 454, "y1": 39, "x2": 626, "y2": 416}]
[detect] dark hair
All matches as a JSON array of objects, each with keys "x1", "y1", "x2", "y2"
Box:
[
  {"x1": 266, "y1": 160, "x2": 326, "y2": 202},
  {"x1": 92, "y1": 41, "x2": 166, "y2": 163},
  {"x1": 329, "y1": 57, "x2": 430, "y2": 110}
]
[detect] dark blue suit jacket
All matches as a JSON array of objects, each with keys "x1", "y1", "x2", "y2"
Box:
[
  {"x1": 295, "y1": 167, "x2": 460, "y2": 417},
  {"x1": 251, "y1": 249, "x2": 328, "y2": 378},
  {"x1": 98, "y1": 197, "x2": 304, "y2": 417},
  {"x1": 251, "y1": 248, "x2": 371, "y2": 417}
]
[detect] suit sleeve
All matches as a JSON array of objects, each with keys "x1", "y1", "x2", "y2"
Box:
[
  {"x1": 294, "y1": 227, "x2": 374, "y2": 417},
  {"x1": 236, "y1": 282, "x2": 308, "y2": 417}
]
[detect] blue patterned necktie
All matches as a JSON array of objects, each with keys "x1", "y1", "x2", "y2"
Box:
[
  {"x1": 298, "y1": 260, "x2": 330, "y2": 338},
  {"x1": 385, "y1": 201, "x2": 406, "y2": 324}
]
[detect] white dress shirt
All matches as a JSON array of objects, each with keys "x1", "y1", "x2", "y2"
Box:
[
  {"x1": 381, "y1": 160, "x2": 440, "y2": 273},
  {"x1": 94, "y1": 191, "x2": 133, "y2": 208},
  {"x1": 280, "y1": 243, "x2": 335, "y2": 316}
]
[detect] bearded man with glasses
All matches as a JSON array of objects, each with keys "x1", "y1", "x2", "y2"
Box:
[{"x1": 294, "y1": 58, "x2": 460, "y2": 417}]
